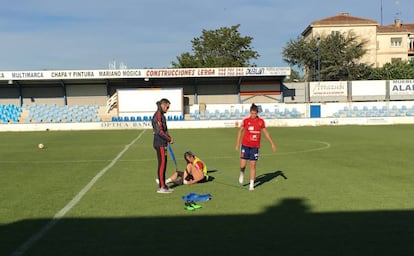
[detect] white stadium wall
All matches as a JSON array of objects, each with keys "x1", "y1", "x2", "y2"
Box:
[
  {"x1": 66, "y1": 84, "x2": 107, "y2": 106},
  {"x1": 283, "y1": 82, "x2": 306, "y2": 103}
]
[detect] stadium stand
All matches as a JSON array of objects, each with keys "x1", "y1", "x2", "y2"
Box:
[
  {"x1": 23, "y1": 104, "x2": 100, "y2": 123},
  {"x1": 5, "y1": 102, "x2": 412, "y2": 124},
  {"x1": 111, "y1": 114, "x2": 186, "y2": 122},
  {"x1": 331, "y1": 105, "x2": 414, "y2": 118},
  {"x1": 185, "y1": 106, "x2": 303, "y2": 121},
  {"x1": 0, "y1": 104, "x2": 22, "y2": 123}
]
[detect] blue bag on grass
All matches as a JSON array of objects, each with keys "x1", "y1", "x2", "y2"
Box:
[{"x1": 182, "y1": 193, "x2": 211, "y2": 202}]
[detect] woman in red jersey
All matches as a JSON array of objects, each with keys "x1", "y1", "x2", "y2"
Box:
[{"x1": 235, "y1": 103, "x2": 277, "y2": 190}]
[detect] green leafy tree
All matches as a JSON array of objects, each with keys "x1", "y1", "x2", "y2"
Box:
[
  {"x1": 281, "y1": 37, "x2": 316, "y2": 81},
  {"x1": 282, "y1": 32, "x2": 372, "y2": 81},
  {"x1": 172, "y1": 24, "x2": 259, "y2": 68},
  {"x1": 370, "y1": 60, "x2": 414, "y2": 80}
]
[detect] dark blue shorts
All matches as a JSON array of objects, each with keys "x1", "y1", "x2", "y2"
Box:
[{"x1": 240, "y1": 145, "x2": 259, "y2": 161}]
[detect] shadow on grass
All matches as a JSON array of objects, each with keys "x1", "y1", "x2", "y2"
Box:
[
  {"x1": 255, "y1": 170, "x2": 287, "y2": 188},
  {"x1": 238, "y1": 170, "x2": 287, "y2": 189},
  {"x1": 2, "y1": 198, "x2": 414, "y2": 256}
]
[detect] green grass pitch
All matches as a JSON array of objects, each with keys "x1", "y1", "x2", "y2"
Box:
[{"x1": 1, "y1": 125, "x2": 414, "y2": 255}]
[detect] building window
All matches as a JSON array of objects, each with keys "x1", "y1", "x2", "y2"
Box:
[
  {"x1": 391, "y1": 37, "x2": 402, "y2": 47},
  {"x1": 331, "y1": 31, "x2": 340, "y2": 36},
  {"x1": 409, "y1": 38, "x2": 414, "y2": 51}
]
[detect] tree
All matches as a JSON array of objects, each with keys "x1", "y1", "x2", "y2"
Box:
[
  {"x1": 172, "y1": 24, "x2": 259, "y2": 68},
  {"x1": 281, "y1": 36, "x2": 316, "y2": 81},
  {"x1": 282, "y1": 32, "x2": 372, "y2": 81},
  {"x1": 370, "y1": 60, "x2": 414, "y2": 80}
]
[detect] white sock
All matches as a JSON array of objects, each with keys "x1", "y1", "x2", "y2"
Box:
[
  {"x1": 249, "y1": 180, "x2": 254, "y2": 189},
  {"x1": 166, "y1": 178, "x2": 172, "y2": 183},
  {"x1": 239, "y1": 172, "x2": 244, "y2": 184}
]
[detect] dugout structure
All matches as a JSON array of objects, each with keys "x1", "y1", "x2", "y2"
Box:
[{"x1": 0, "y1": 67, "x2": 291, "y2": 115}]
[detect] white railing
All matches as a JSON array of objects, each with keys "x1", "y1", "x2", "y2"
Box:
[{"x1": 106, "y1": 92, "x2": 118, "y2": 113}]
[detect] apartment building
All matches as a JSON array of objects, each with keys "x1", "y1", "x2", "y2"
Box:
[{"x1": 301, "y1": 12, "x2": 414, "y2": 68}]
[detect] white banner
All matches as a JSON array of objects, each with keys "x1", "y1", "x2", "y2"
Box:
[
  {"x1": 390, "y1": 80, "x2": 414, "y2": 95},
  {"x1": 351, "y1": 80, "x2": 386, "y2": 96},
  {"x1": 0, "y1": 67, "x2": 291, "y2": 81},
  {"x1": 309, "y1": 81, "x2": 347, "y2": 97}
]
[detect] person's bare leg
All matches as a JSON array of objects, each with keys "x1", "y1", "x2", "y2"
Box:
[
  {"x1": 168, "y1": 171, "x2": 179, "y2": 182},
  {"x1": 239, "y1": 159, "x2": 247, "y2": 184},
  {"x1": 183, "y1": 164, "x2": 192, "y2": 184},
  {"x1": 249, "y1": 160, "x2": 257, "y2": 190},
  {"x1": 187, "y1": 165, "x2": 204, "y2": 184}
]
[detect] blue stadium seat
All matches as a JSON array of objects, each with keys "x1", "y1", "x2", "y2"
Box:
[
  {"x1": 22, "y1": 104, "x2": 100, "y2": 123},
  {"x1": 0, "y1": 104, "x2": 22, "y2": 123}
]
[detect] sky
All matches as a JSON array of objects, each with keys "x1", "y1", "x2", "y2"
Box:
[{"x1": 0, "y1": 0, "x2": 412, "y2": 71}]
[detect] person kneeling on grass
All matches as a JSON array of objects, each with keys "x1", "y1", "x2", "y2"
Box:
[{"x1": 167, "y1": 151, "x2": 208, "y2": 185}]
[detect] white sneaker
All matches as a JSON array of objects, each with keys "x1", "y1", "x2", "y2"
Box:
[
  {"x1": 157, "y1": 187, "x2": 174, "y2": 193},
  {"x1": 249, "y1": 186, "x2": 254, "y2": 191}
]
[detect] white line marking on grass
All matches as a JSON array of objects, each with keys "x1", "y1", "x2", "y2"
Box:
[
  {"x1": 201, "y1": 140, "x2": 331, "y2": 160},
  {"x1": 2, "y1": 141, "x2": 330, "y2": 165},
  {"x1": 10, "y1": 130, "x2": 146, "y2": 256},
  {"x1": 0, "y1": 160, "x2": 112, "y2": 164},
  {"x1": 274, "y1": 140, "x2": 331, "y2": 155}
]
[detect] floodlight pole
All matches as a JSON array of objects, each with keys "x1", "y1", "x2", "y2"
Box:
[{"x1": 316, "y1": 36, "x2": 321, "y2": 81}]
